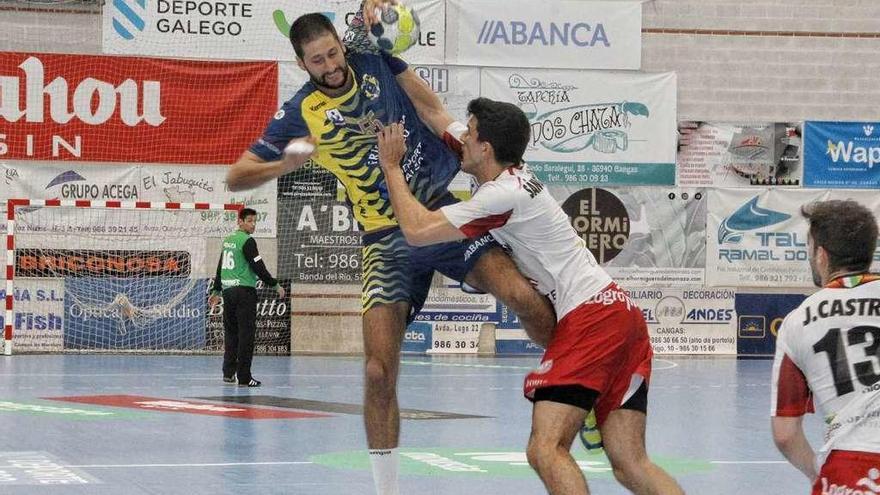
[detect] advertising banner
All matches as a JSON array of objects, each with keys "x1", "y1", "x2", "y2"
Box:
[
  {"x1": 551, "y1": 187, "x2": 706, "y2": 286},
  {"x1": 677, "y1": 121, "x2": 802, "y2": 187},
  {"x1": 2, "y1": 162, "x2": 277, "y2": 237},
  {"x1": 707, "y1": 189, "x2": 880, "y2": 287},
  {"x1": 804, "y1": 121, "x2": 880, "y2": 188},
  {"x1": 631, "y1": 287, "x2": 737, "y2": 355},
  {"x1": 446, "y1": 0, "x2": 641, "y2": 69},
  {"x1": 276, "y1": 197, "x2": 361, "y2": 284},
  {"x1": 0, "y1": 280, "x2": 64, "y2": 352},
  {"x1": 104, "y1": 0, "x2": 445, "y2": 64},
  {"x1": 735, "y1": 292, "x2": 809, "y2": 355},
  {"x1": 0, "y1": 52, "x2": 277, "y2": 164},
  {"x1": 206, "y1": 280, "x2": 292, "y2": 355},
  {"x1": 63, "y1": 279, "x2": 207, "y2": 350},
  {"x1": 481, "y1": 68, "x2": 676, "y2": 185}
]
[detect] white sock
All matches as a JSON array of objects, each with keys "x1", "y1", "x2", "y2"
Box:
[{"x1": 369, "y1": 448, "x2": 399, "y2": 495}]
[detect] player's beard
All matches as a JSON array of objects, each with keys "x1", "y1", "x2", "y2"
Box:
[{"x1": 310, "y1": 64, "x2": 350, "y2": 92}]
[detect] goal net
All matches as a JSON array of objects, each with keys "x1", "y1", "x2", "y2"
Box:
[{"x1": 4, "y1": 199, "x2": 241, "y2": 354}]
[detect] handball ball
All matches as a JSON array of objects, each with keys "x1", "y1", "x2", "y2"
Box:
[{"x1": 368, "y1": 3, "x2": 420, "y2": 55}]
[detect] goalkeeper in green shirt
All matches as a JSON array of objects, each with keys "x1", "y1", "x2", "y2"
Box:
[{"x1": 209, "y1": 208, "x2": 285, "y2": 387}]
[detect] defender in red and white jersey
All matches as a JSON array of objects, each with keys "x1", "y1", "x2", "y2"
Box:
[
  {"x1": 376, "y1": 98, "x2": 683, "y2": 495},
  {"x1": 771, "y1": 199, "x2": 880, "y2": 494}
]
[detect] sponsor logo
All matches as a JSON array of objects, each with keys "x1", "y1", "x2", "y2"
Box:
[
  {"x1": 274, "y1": 10, "x2": 335, "y2": 38},
  {"x1": 326, "y1": 108, "x2": 345, "y2": 127},
  {"x1": 46, "y1": 170, "x2": 139, "y2": 200},
  {"x1": 361, "y1": 73, "x2": 381, "y2": 100},
  {"x1": 111, "y1": 0, "x2": 147, "y2": 40},
  {"x1": 526, "y1": 100, "x2": 648, "y2": 154},
  {"x1": 587, "y1": 288, "x2": 635, "y2": 310},
  {"x1": 508, "y1": 73, "x2": 577, "y2": 105},
  {"x1": 826, "y1": 139, "x2": 880, "y2": 169},
  {"x1": 534, "y1": 359, "x2": 553, "y2": 375},
  {"x1": 0, "y1": 56, "x2": 165, "y2": 127},
  {"x1": 865, "y1": 125, "x2": 875, "y2": 137},
  {"x1": 562, "y1": 188, "x2": 628, "y2": 263},
  {"x1": 5, "y1": 166, "x2": 19, "y2": 184},
  {"x1": 476, "y1": 21, "x2": 609, "y2": 48},
  {"x1": 15, "y1": 249, "x2": 191, "y2": 278},
  {"x1": 818, "y1": 467, "x2": 880, "y2": 494},
  {"x1": 738, "y1": 316, "x2": 766, "y2": 338},
  {"x1": 405, "y1": 331, "x2": 426, "y2": 342},
  {"x1": 717, "y1": 196, "x2": 790, "y2": 245},
  {"x1": 152, "y1": 0, "x2": 253, "y2": 37},
  {"x1": 414, "y1": 67, "x2": 449, "y2": 94},
  {"x1": 274, "y1": 109, "x2": 285, "y2": 119}
]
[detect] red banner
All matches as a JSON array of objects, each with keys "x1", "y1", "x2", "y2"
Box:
[{"x1": 0, "y1": 52, "x2": 277, "y2": 164}]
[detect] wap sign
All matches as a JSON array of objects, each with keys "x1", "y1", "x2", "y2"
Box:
[
  {"x1": 446, "y1": 0, "x2": 641, "y2": 69},
  {"x1": 803, "y1": 121, "x2": 880, "y2": 189},
  {"x1": 104, "y1": 0, "x2": 444, "y2": 64},
  {"x1": 707, "y1": 189, "x2": 880, "y2": 288}
]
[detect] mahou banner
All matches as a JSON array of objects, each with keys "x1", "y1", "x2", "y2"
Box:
[{"x1": 0, "y1": 52, "x2": 277, "y2": 164}]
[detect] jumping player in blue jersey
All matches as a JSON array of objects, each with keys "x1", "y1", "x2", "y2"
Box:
[{"x1": 225, "y1": 2, "x2": 556, "y2": 494}]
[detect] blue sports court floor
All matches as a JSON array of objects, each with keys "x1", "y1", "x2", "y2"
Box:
[{"x1": 0, "y1": 354, "x2": 822, "y2": 494}]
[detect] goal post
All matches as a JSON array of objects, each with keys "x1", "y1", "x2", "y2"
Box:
[{"x1": 4, "y1": 198, "x2": 243, "y2": 355}]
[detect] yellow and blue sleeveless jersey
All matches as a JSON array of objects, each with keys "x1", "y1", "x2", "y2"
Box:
[{"x1": 250, "y1": 52, "x2": 460, "y2": 233}]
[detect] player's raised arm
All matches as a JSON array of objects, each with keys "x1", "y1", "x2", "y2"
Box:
[
  {"x1": 377, "y1": 123, "x2": 465, "y2": 246},
  {"x1": 395, "y1": 68, "x2": 458, "y2": 139},
  {"x1": 226, "y1": 138, "x2": 315, "y2": 192}
]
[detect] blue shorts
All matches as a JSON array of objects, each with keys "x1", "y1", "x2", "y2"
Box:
[{"x1": 361, "y1": 226, "x2": 497, "y2": 322}]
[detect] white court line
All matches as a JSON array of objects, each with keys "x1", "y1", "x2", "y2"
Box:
[
  {"x1": 653, "y1": 358, "x2": 678, "y2": 371},
  {"x1": 710, "y1": 461, "x2": 788, "y2": 464},
  {"x1": 0, "y1": 461, "x2": 314, "y2": 469}
]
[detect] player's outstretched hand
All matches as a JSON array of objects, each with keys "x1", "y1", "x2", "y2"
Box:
[
  {"x1": 363, "y1": 0, "x2": 399, "y2": 28},
  {"x1": 377, "y1": 123, "x2": 407, "y2": 174},
  {"x1": 276, "y1": 285, "x2": 286, "y2": 299},
  {"x1": 281, "y1": 136, "x2": 316, "y2": 173}
]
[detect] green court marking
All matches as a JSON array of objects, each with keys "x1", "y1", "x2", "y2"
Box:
[
  {"x1": 400, "y1": 360, "x2": 535, "y2": 371},
  {"x1": 311, "y1": 448, "x2": 713, "y2": 479},
  {"x1": 0, "y1": 400, "x2": 152, "y2": 420}
]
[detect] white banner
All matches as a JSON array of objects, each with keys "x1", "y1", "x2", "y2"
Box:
[
  {"x1": 630, "y1": 287, "x2": 737, "y2": 355},
  {"x1": 550, "y1": 187, "x2": 706, "y2": 287},
  {"x1": 446, "y1": 0, "x2": 641, "y2": 69},
  {"x1": 707, "y1": 189, "x2": 880, "y2": 287},
  {"x1": 677, "y1": 121, "x2": 802, "y2": 187},
  {"x1": 481, "y1": 68, "x2": 677, "y2": 185},
  {"x1": 103, "y1": 0, "x2": 444, "y2": 64},
  {"x1": 1, "y1": 162, "x2": 277, "y2": 237}
]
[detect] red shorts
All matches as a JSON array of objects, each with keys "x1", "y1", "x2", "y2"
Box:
[
  {"x1": 812, "y1": 450, "x2": 880, "y2": 495},
  {"x1": 523, "y1": 283, "x2": 653, "y2": 425}
]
